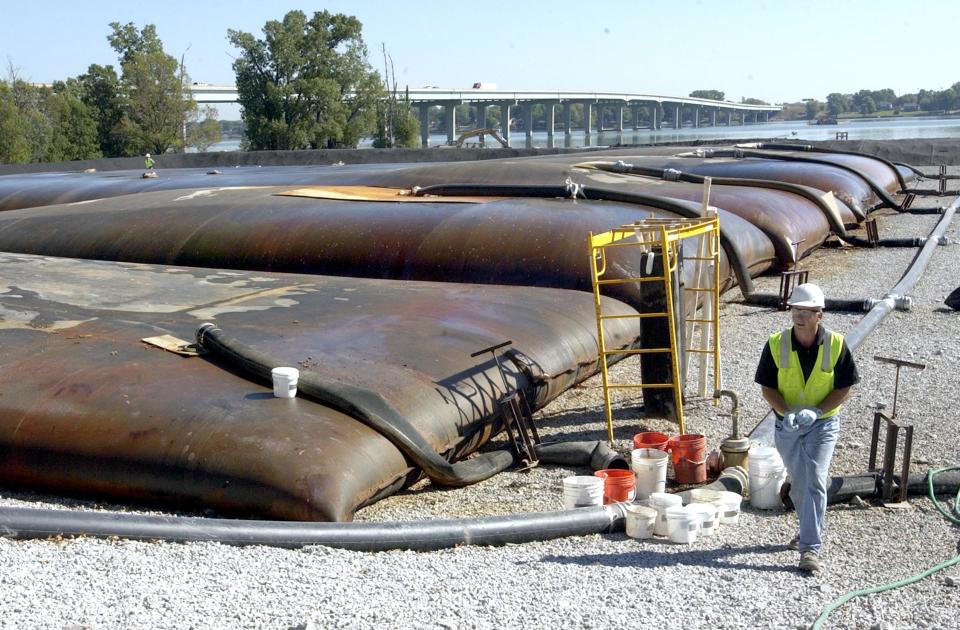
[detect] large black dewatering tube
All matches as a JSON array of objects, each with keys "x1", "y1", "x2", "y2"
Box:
[
  {"x1": 425, "y1": 181, "x2": 880, "y2": 313},
  {"x1": 195, "y1": 322, "x2": 629, "y2": 488},
  {"x1": 739, "y1": 143, "x2": 910, "y2": 192},
  {"x1": 684, "y1": 147, "x2": 903, "y2": 210}
]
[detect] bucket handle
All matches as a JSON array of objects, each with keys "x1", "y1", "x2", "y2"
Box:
[{"x1": 680, "y1": 456, "x2": 707, "y2": 466}]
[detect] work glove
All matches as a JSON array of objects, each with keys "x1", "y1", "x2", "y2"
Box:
[
  {"x1": 796, "y1": 407, "x2": 822, "y2": 428},
  {"x1": 781, "y1": 411, "x2": 799, "y2": 432}
]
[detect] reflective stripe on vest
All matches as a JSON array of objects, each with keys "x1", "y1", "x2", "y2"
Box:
[{"x1": 770, "y1": 326, "x2": 844, "y2": 419}]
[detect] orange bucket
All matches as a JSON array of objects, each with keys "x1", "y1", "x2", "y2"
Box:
[
  {"x1": 594, "y1": 469, "x2": 637, "y2": 504},
  {"x1": 632, "y1": 431, "x2": 670, "y2": 451},
  {"x1": 668, "y1": 434, "x2": 708, "y2": 484}
]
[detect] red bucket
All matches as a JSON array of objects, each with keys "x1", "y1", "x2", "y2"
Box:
[
  {"x1": 668, "y1": 434, "x2": 707, "y2": 484},
  {"x1": 594, "y1": 469, "x2": 636, "y2": 504},
  {"x1": 632, "y1": 431, "x2": 670, "y2": 451}
]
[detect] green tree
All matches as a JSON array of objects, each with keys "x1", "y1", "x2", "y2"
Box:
[
  {"x1": 740, "y1": 97, "x2": 769, "y2": 105},
  {"x1": 804, "y1": 99, "x2": 824, "y2": 120},
  {"x1": 690, "y1": 89, "x2": 725, "y2": 101},
  {"x1": 0, "y1": 82, "x2": 32, "y2": 163},
  {"x1": 826, "y1": 92, "x2": 851, "y2": 116},
  {"x1": 78, "y1": 64, "x2": 129, "y2": 156},
  {"x1": 228, "y1": 10, "x2": 383, "y2": 150},
  {"x1": 187, "y1": 105, "x2": 223, "y2": 152},
  {"x1": 47, "y1": 82, "x2": 101, "y2": 160},
  {"x1": 107, "y1": 22, "x2": 196, "y2": 154}
]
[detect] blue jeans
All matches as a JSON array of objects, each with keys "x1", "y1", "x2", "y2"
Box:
[{"x1": 774, "y1": 414, "x2": 841, "y2": 554}]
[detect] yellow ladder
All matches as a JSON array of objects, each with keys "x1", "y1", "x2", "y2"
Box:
[{"x1": 588, "y1": 215, "x2": 721, "y2": 443}]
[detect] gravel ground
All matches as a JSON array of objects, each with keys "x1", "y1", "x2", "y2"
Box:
[{"x1": 1, "y1": 170, "x2": 959, "y2": 629}]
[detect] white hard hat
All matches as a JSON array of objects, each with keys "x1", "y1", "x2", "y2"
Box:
[
  {"x1": 787, "y1": 283, "x2": 825, "y2": 309},
  {"x1": 145, "y1": 153, "x2": 151, "y2": 157}
]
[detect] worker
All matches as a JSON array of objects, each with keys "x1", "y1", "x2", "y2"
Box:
[
  {"x1": 754, "y1": 283, "x2": 859, "y2": 573},
  {"x1": 144, "y1": 153, "x2": 154, "y2": 170}
]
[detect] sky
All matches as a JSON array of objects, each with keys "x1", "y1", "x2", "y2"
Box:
[{"x1": 2, "y1": 0, "x2": 955, "y2": 113}]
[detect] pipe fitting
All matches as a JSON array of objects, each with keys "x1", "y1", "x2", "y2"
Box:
[
  {"x1": 663, "y1": 168, "x2": 682, "y2": 181},
  {"x1": 713, "y1": 389, "x2": 740, "y2": 437},
  {"x1": 887, "y1": 294, "x2": 913, "y2": 311},
  {"x1": 937, "y1": 235, "x2": 951, "y2": 246}
]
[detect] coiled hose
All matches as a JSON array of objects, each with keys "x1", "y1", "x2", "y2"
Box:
[{"x1": 811, "y1": 466, "x2": 960, "y2": 630}]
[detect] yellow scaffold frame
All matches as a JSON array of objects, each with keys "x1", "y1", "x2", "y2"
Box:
[{"x1": 589, "y1": 215, "x2": 721, "y2": 443}]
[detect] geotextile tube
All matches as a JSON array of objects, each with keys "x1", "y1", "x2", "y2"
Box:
[
  {"x1": 0, "y1": 253, "x2": 646, "y2": 521},
  {"x1": 196, "y1": 322, "x2": 513, "y2": 487}
]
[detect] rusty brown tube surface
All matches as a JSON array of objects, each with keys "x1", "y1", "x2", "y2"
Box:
[
  {"x1": 0, "y1": 187, "x2": 776, "y2": 304},
  {"x1": 0, "y1": 253, "x2": 644, "y2": 521}
]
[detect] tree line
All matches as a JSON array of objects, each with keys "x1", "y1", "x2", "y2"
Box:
[{"x1": 0, "y1": 10, "x2": 419, "y2": 165}]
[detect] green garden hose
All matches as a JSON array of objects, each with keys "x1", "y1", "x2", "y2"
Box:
[{"x1": 811, "y1": 466, "x2": 960, "y2": 629}]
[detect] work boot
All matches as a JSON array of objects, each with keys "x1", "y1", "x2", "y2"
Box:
[
  {"x1": 799, "y1": 551, "x2": 821, "y2": 573},
  {"x1": 788, "y1": 534, "x2": 800, "y2": 551}
]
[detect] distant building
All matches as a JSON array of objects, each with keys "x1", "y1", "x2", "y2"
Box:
[
  {"x1": 901, "y1": 103, "x2": 920, "y2": 112},
  {"x1": 876, "y1": 101, "x2": 894, "y2": 111}
]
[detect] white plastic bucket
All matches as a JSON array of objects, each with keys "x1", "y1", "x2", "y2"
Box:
[
  {"x1": 687, "y1": 502, "x2": 718, "y2": 537},
  {"x1": 271, "y1": 367, "x2": 300, "y2": 398},
  {"x1": 631, "y1": 448, "x2": 668, "y2": 500},
  {"x1": 649, "y1": 492, "x2": 683, "y2": 536},
  {"x1": 716, "y1": 490, "x2": 743, "y2": 525},
  {"x1": 623, "y1": 504, "x2": 658, "y2": 540},
  {"x1": 749, "y1": 447, "x2": 787, "y2": 509},
  {"x1": 665, "y1": 505, "x2": 699, "y2": 544},
  {"x1": 562, "y1": 475, "x2": 605, "y2": 509}
]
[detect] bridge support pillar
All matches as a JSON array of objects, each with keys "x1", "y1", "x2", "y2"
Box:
[
  {"x1": 712, "y1": 108, "x2": 717, "y2": 127},
  {"x1": 546, "y1": 103, "x2": 556, "y2": 137},
  {"x1": 563, "y1": 102, "x2": 572, "y2": 135},
  {"x1": 524, "y1": 103, "x2": 534, "y2": 143},
  {"x1": 445, "y1": 105, "x2": 457, "y2": 144},
  {"x1": 631, "y1": 104, "x2": 642, "y2": 129},
  {"x1": 419, "y1": 105, "x2": 431, "y2": 147},
  {"x1": 499, "y1": 101, "x2": 512, "y2": 145},
  {"x1": 651, "y1": 104, "x2": 659, "y2": 130},
  {"x1": 583, "y1": 102, "x2": 593, "y2": 135},
  {"x1": 476, "y1": 103, "x2": 488, "y2": 129},
  {"x1": 674, "y1": 104, "x2": 681, "y2": 129},
  {"x1": 694, "y1": 107, "x2": 700, "y2": 128},
  {"x1": 616, "y1": 105, "x2": 624, "y2": 131}
]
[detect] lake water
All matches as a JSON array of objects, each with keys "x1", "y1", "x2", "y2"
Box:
[{"x1": 203, "y1": 116, "x2": 960, "y2": 152}]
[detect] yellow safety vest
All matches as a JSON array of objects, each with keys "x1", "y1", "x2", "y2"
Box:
[{"x1": 769, "y1": 326, "x2": 844, "y2": 419}]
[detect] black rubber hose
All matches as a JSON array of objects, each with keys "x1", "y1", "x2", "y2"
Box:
[
  {"x1": 0, "y1": 503, "x2": 626, "y2": 551},
  {"x1": 745, "y1": 143, "x2": 909, "y2": 191},
  {"x1": 535, "y1": 441, "x2": 629, "y2": 471},
  {"x1": 780, "y1": 472, "x2": 960, "y2": 509},
  {"x1": 195, "y1": 323, "x2": 514, "y2": 487}
]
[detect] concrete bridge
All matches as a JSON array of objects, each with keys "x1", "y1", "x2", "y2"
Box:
[{"x1": 189, "y1": 84, "x2": 782, "y2": 147}]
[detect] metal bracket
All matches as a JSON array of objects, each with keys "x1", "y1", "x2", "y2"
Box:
[
  {"x1": 470, "y1": 340, "x2": 541, "y2": 470},
  {"x1": 778, "y1": 269, "x2": 810, "y2": 311},
  {"x1": 868, "y1": 411, "x2": 914, "y2": 504},
  {"x1": 864, "y1": 217, "x2": 879, "y2": 246},
  {"x1": 868, "y1": 355, "x2": 926, "y2": 503}
]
